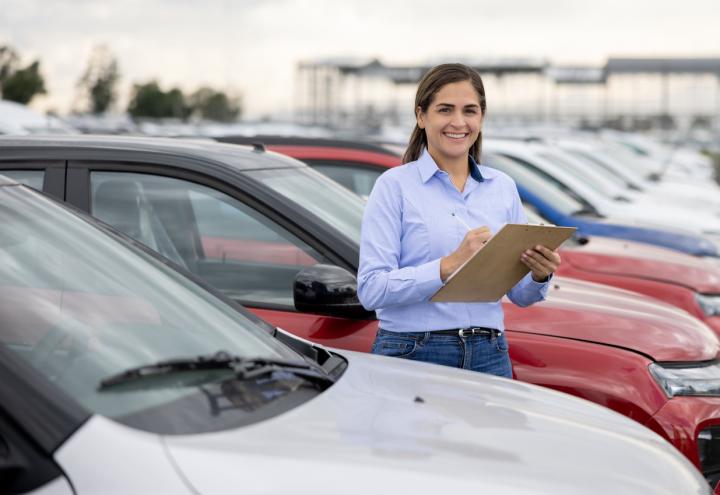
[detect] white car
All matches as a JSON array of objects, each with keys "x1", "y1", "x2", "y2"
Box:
[
  {"x1": 485, "y1": 139, "x2": 720, "y2": 244},
  {"x1": 0, "y1": 100, "x2": 76, "y2": 135},
  {"x1": 601, "y1": 129, "x2": 717, "y2": 182},
  {"x1": 552, "y1": 138, "x2": 720, "y2": 213},
  {"x1": 0, "y1": 178, "x2": 712, "y2": 494}
]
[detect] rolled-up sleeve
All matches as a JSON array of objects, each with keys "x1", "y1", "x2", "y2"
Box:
[
  {"x1": 357, "y1": 175, "x2": 444, "y2": 311},
  {"x1": 505, "y1": 179, "x2": 551, "y2": 307}
]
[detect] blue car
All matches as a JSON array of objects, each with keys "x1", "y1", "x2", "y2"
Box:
[{"x1": 484, "y1": 152, "x2": 719, "y2": 258}]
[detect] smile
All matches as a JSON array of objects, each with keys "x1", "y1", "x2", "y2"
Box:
[{"x1": 444, "y1": 132, "x2": 468, "y2": 139}]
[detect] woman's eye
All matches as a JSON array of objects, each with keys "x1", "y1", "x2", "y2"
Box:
[
  {"x1": 465, "y1": 109, "x2": 477, "y2": 114},
  {"x1": 438, "y1": 108, "x2": 450, "y2": 113}
]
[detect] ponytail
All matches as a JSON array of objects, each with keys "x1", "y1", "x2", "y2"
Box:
[{"x1": 402, "y1": 124, "x2": 427, "y2": 164}]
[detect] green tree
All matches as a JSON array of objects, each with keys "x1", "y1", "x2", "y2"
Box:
[
  {"x1": 2, "y1": 60, "x2": 46, "y2": 104},
  {"x1": 0, "y1": 45, "x2": 46, "y2": 104},
  {"x1": 189, "y1": 87, "x2": 242, "y2": 122},
  {"x1": 127, "y1": 81, "x2": 191, "y2": 119},
  {"x1": 77, "y1": 45, "x2": 120, "y2": 113}
]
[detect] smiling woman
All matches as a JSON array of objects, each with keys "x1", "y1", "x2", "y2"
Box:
[{"x1": 358, "y1": 63, "x2": 562, "y2": 378}]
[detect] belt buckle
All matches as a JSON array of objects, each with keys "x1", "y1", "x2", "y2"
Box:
[
  {"x1": 458, "y1": 327, "x2": 476, "y2": 337},
  {"x1": 459, "y1": 327, "x2": 492, "y2": 337}
]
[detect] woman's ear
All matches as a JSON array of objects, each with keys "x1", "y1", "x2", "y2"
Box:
[{"x1": 416, "y1": 106, "x2": 425, "y2": 129}]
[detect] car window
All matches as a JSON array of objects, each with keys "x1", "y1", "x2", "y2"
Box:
[
  {"x1": 310, "y1": 163, "x2": 383, "y2": 198},
  {"x1": 0, "y1": 170, "x2": 44, "y2": 191},
  {"x1": 246, "y1": 167, "x2": 365, "y2": 245},
  {"x1": 90, "y1": 172, "x2": 329, "y2": 308}
]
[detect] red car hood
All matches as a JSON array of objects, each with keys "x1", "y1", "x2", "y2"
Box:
[
  {"x1": 562, "y1": 237, "x2": 720, "y2": 293},
  {"x1": 504, "y1": 277, "x2": 719, "y2": 362}
]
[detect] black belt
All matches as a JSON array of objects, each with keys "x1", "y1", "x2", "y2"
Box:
[{"x1": 432, "y1": 327, "x2": 500, "y2": 338}]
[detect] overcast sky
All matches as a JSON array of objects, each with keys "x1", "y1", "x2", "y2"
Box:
[{"x1": 2, "y1": 0, "x2": 720, "y2": 117}]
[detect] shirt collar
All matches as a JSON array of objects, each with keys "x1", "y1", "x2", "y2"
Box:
[{"x1": 417, "y1": 148, "x2": 494, "y2": 183}]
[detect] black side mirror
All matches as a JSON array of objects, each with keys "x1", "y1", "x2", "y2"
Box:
[{"x1": 294, "y1": 264, "x2": 375, "y2": 319}]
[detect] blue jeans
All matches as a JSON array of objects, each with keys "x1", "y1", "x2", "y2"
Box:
[{"x1": 371, "y1": 328, "x2": 513, "y2": 378}]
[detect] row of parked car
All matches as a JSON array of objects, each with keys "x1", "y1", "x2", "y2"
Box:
[{"x1": 1, "y1": 130, "x2": 719, "y2": 493}]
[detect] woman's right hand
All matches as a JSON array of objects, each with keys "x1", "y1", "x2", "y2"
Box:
[{"x1": 440, "y1": 226, "x2": 492, "y2": 282}]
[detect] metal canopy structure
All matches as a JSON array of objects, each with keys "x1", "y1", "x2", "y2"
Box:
[
  {"x1": 296, "y1": 56, "x2": 720, "y2": 130},
  {"x1": 607, "y1": 58, "x2": 720, "y2": 75}
]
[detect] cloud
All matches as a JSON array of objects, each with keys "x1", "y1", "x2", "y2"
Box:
[{"x1": 2, "y1": 0, "x2": 719, "y2": 115}]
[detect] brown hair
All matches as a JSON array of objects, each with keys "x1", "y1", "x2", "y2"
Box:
[{"x1": 402, "y1": 63, "x2": 487, "y2": 164}]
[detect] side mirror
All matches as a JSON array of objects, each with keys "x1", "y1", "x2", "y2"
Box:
[{"x1": 294, "y1": 264, "x2": 375, "y2": 319}]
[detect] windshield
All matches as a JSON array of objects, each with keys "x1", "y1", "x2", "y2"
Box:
[
  {"x1": 538, "y1": 151, "x2": 626, "y2": 198},
  {"x1": 484, "y1": 153, "x2": 586, "y2": 216},
  {"x1": 602, "y1": 144, "x2": 660, "y2": 178},
  {"x1": 0, "y1": 184, "x2": 305, "y2": 431},
  {"x1": 247, "y1": 167, "x2": 365, "y2": 244},
  {"x1": 566, "y1": 148, "x2": 646, "y2": 189}
]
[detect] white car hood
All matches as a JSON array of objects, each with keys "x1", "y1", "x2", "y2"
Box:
[
  {"x1": 601, "y1": 200, "x2": 720, "y2": 237},
  {"x1": 164, "y1": 351, "x2": 707, "y2": 494}
]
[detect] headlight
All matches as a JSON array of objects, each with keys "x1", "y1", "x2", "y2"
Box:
[
  {"x1": 649, "y1": 361, "x2": 720, "y2": 397},
  {"x1": 697, "y1": 294, "x2": 720, "y2": 317}
]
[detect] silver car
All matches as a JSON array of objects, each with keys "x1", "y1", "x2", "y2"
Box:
[{"x1": 0, "y1": 177, "x2": 710, "y2": 494}]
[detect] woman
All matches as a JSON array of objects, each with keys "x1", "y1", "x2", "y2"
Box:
[{"x1": 357, "y1": 63, "x2": 561, "y2": 378}]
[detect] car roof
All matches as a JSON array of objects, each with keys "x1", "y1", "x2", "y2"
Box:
[
  {"x1": 0, "y1": 134, "x2": 305, "y2": 171},
  {"x1": 214, "y1": 134, "x2": 399, "y2": 156}
]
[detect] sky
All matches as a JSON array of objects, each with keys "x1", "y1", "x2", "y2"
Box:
[{"x1": 2, "y1": 0, "x2": 720, "y2": 117}]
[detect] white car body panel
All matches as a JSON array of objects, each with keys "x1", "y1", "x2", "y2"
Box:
[
  {"x1": 55, "y1": 416, "x2": 193, "y2": 494},
  {"x1": 160, "y1": 351, "x2": 707, "y2": 494}
]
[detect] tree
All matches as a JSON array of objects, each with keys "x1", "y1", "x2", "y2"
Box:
[
  {"x1": 127, "y1": 81, "x2": 191, "y2": 119},
  {"x1": 77, "y1": 45, "x2": 120, "y2": 113},
  {"x1": 188, "y1": 87, "x2": 242, "y2": 122},
  {"x1": 0, "y1": 44, "x2": 46, "y2": 104},
  {"x1": 2, "y1": 60, "x2": 46, "y2": 104}
]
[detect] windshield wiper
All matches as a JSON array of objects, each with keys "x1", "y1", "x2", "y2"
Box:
[
  {"x1": 98, "y1": 351, "x2": 335, "y2": 391},
  {"x1": 572, "y1": 206, "x2": 603, "y2": 218}
]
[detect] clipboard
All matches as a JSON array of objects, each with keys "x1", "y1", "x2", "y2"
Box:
[{"x1": 430, "y1": 223, "x2": 576, "y2": 303}]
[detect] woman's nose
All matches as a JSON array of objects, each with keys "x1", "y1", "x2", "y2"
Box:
[{"x1": 450, "y1": 111, "x2": 466, "y2": 126}]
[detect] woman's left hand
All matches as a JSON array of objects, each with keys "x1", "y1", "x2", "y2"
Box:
[{"x1": 521, "y1": 245, "x2": 561, "y2": 282}]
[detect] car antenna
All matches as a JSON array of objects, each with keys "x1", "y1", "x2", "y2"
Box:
[{"x1": 251, "y1": 142, "x2": 266, "y2": 153}]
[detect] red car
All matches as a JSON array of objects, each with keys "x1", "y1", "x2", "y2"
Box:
[
  {"x1": 6, "y1": 135, "x2": 720, "y2": 488},
  {"x1": 216, "y1": 136, "x2": 720, "y2": 335}
]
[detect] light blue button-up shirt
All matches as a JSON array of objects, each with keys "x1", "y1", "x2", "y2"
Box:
[{"x1": 358, "y1": 148, "x2": 549, "y2": 333}]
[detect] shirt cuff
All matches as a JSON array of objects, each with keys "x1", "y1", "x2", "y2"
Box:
[
  {"x1": 414, "y1": 258, "x2": 444, "y2": 297},
  {"x1": 528, "y1": 272, "x2": 552, "y2": 294}
]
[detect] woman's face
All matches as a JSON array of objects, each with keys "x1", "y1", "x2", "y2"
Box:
[{"x1": 416, "y1": 79, "x2": 483, "y2": 165}]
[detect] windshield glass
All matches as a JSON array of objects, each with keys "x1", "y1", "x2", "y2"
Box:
[
  {"x1": 484, "y1": 153, "x2": 585, "y2": 216},
  {"x1": 247, "y1": 167, "x2": 365, "y2": 244},
  {"x1": 567, "y1": 148, "x2": 645, "y2": 187},
  {"x1": 602, "y1": 144, "x2": 659, "y2": 178},
  {"x1": 538, "y1": 151, "x2": 625, "y2": 198},
  {"x1": 0, "y1": 185, "x2": 304, "y2": 430}
]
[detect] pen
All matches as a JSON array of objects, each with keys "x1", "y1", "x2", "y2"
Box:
[{"x1": 451, "y1": 212, "x2": 472, "y2": 232}]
